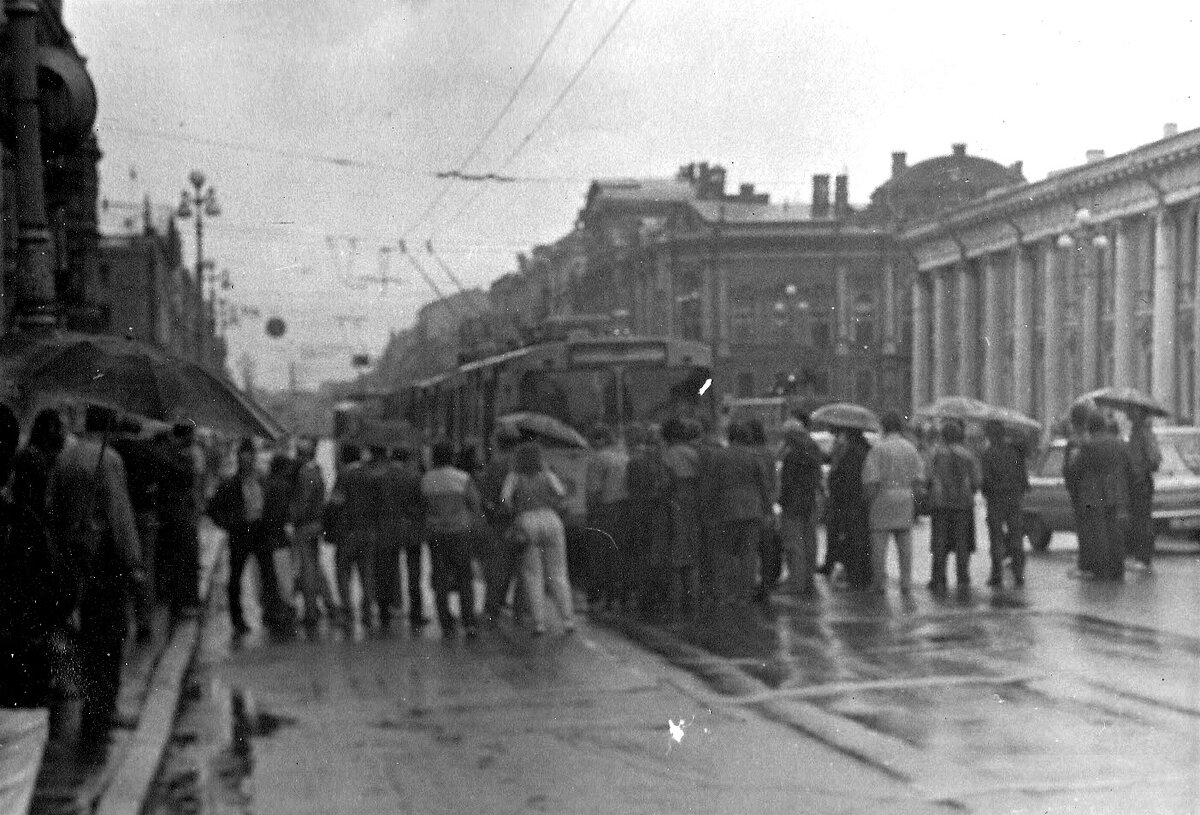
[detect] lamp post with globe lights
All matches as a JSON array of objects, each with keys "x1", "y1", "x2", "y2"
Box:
[
  {"x1": 177, "y1": 171, "x2": 221, "y2": 364},
  {"x1": 1056, "y1": 207, "x2": 1111, "y2": 392}
]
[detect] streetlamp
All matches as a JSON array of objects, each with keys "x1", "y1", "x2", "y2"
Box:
[
  {"x1": 177, "y1": 171, "x2": 220, "y2": 363},
  {"x1": 1057, "y1": 207, "x2": 1110, "y2": 392}
]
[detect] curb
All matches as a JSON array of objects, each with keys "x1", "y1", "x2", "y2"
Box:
[
  {"x1": 603, "y1": 614, "x2": 990, "y2": 804},
  {"x1": 93, "y1": 528, "x2": 226, "y2": 815}
]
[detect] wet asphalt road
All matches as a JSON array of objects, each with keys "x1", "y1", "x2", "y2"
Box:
[{"x1": 145, "y1": 515, "x2": 1200, "y2": 815}]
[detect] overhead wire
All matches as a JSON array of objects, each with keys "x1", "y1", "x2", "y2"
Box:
[
  {"x1": 426, "y1": 0, "x2": 639, "y2": 240},
  {"x1": 400, "y1": 0, "x2": 581, "y2": 236}
]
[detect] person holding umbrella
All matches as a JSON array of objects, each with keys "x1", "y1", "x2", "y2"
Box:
[
  {"x1": 824, "y1": 426, "x2": 873, "y2": 590},
  {"x1": 1125, "y1": 406, "x2": 1161, "y2": 569},
  {"x1": 927, "y1": 419, "x2": 981, "y2": 591},
  {"x1": 861, "y1": 412, "x2": 925, "y2": 594}
]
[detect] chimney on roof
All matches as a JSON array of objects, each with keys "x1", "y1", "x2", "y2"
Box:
[
  {"x1": 710, "y1": 165, "x2": 727, "y2": 199},
  {"x1": 1009, "y1": 160, "x2": 1024, "y2": 180},
  {"x1": 891, "y1": 151, "x2": 907, "y2": 177},
  {"x1": 951, "y1": 143, "x2": 967, "y2": 158},
  {"x1": 834, "y1": 174, "x2": 849, "y2": 218},
  {"x1": 1085, "y1": 149, "x2": 1106, "y2": 163},
  {"x1": 812, "y1": 174, "x2": 830, "y2": 218},
  {"x1": 1164, "y1": 122, "x2": 1179, "y2": 139},
  {"x1": 739, "y1": 183, "x2": 754, "y2": 199}
]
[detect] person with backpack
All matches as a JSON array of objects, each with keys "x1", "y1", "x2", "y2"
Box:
[
  {"x1": 928, "y1": 419, "x2": 982, "y2": 591},
  {"x1": 501, "y1": 441, "x2": 575, "y2": 635},
  {"x1": 1, "y1": 403, "x2": 78, "y2": 814}
]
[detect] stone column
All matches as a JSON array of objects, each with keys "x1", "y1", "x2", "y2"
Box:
[
  {"x1": 1112, "y1": 217, "x2": 1138, "y2": 388},
  {"x1": 932, "y1": 266, "x2": 950, "y2": 399},
  {"x1": 1079, "y1": 241, "x2": 1102, "y2": 392},
  {"x1": 912, "y1": 274, "x2": 930, "y2": 410},
  {"x1": 1012, "y1": 244, "x2": 1034, "y2": 415},
  {"x1": 700, "y1": 262, "x2": 714, "y2": 344},
  {"x1": 883, "y1": 262, "x2": 897, "y2": 355},
  {"x1": 1193, "y1": 208, "x2": 1200, "y2": 426},
  {"x1": 955, "y1": 260, "x2": 978, "y2": 398},
  {"x1": 1043, "y1": 241, "x2": 1068, "y2": 423},
  {"x1": 716, "y1": 260, "x2": 730, "y2": 358},
  {"x1": 836, "y1": 263, "x2": 850, "y2": 356},
  {"x1": 1151, "y1": 206, "x2": 1178, "y2": 409},
  {"x1": 982, "y1": 253, "x2": 1004, "y2": 404}
]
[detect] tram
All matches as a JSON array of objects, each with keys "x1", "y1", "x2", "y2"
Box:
[{"x1": 404, "y1": 333, "x2": 714, "y2": 453}]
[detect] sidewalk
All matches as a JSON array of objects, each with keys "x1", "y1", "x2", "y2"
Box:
[{"x1": 31, "y1": 520, "x2": 225, "y2": 815}]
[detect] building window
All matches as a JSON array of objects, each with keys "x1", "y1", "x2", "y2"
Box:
[
  {"x1": 853, "y1": 294, "x2": 875, "y2": 349},
  {"x1": 855, "y1": 369, "x2": 875, "y2": 404},
  {"x1": 736, "y1": 371, "x2": 755, "y2": 398}
]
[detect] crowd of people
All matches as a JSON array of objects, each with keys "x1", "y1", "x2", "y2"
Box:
[{"x1": 1, "y1": 404, "x2": 211, "y2": 814}]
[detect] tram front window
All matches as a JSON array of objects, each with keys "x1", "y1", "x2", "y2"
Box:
[
  {"x1": 622, "y1": 366, "x2": 713, "y2": 424},
  {"x1": 520, "y1": 370, "x2": 620, "y2": 430}
]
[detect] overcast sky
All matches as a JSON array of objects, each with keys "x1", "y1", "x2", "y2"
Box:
[{"x1": 68, "y1": 0, "x2": 1199, "y2": 390}]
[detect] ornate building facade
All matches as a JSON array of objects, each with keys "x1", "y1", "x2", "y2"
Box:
[{"x1": 903, "y1": 125, "x2": 1200, "y2": 426}]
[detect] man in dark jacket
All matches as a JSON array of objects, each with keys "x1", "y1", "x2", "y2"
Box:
[
  {"x1": 290, "y1": 437, "x2": 336, "y2": 625},
  {"x1": 778, "y1": 415, "x2": 823, "y2": 594},
  {"x1": 1, "y1": 403, "x2": 77, "y2": 810},
  {"x1": 706, "y1": 421, "x2": 773, "y2": 606},
  {"x1": 158, "y1": 423, "x2": 202, "y2": 621},
  {"x1": 980, "y1": 420, "x2": 1029, "y2": 588},
  {"x1": 1065, "y1": 412, "x2": 1133, "y2": 581},
  {"x1": 377, "y1": 446, "x2": 425, "y2": 630},
  {"x1": 329, "y1": 444, "x2": 384, "y2": 629},
  {"x1": 928, "y1": 419, "x2": 981, "y2": 590},
  {"x1": 208, "y1": 439, "x2": 289, "y2": 635},
  {"x1": 825, "y1": 428, "x2": 873, "y2": 590},
  {"x1": 1125, "y1": 407, "x2": 1160, "y2": 569}
]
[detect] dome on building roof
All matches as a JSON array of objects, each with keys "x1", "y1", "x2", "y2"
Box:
[{"x1": 861, "y1": 144, "x2": 1025, "y2": 226}]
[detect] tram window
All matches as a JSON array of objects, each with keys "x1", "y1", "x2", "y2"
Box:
[
  {"x1": 623, "y1": 366, "x2": 710, "y2": 424},
  {"x1": 520, "y1": 370, "x2": 617, "y2": 429}
]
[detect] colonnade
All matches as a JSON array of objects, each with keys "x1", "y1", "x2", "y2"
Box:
[{"x1": 912, "y1": 202, "x2": 1200, "y2": 426}]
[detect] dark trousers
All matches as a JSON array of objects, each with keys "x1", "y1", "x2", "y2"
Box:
[
  {"x1": 985, "y1": 498, "x2": 1024, "y2": 579},
  {"x1": 404, "y1": 540, "x2": 427, "y2": 623},
  {"x1": 159, "y1": 502, "x2": 200, "y2": 610},
  {"x1": 133, "y1": 510, "x2": 159, "y2": 630},
  {"x1": 826, "y1": 511, "x2": 872, "y2": 588},
  {"x1": 79, "y1": 558, "x2": 129, "y2": 741},
  {"x1": 375, "y1": 529, "x2": 403, "y2": 622},
  {"x1": 720, "y1": 519, "x2": 762, "y2": 603},
  {"x1": 931, "y1": 508, "x2": 973, "y2": 586},
  {"x1": 1127, "y1": 477, "x2": 1155, "y2": 564},
  {"x1": 587, "y1": 502, "x2": 628, "y2": 603},
  {"x1": 429, "y1": 529, "x2": 476, "y2": 631},
  {"x1": 1077, "y1": 507, "x2": 1126, "y2": 580},
  {"x1": 227, "y1": 523, "x2": 283, "y2": 628},
  {"x1": 756, "y1": 521, "x2": 783, "y2": 596}
]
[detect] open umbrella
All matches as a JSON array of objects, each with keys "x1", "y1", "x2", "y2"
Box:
[
  {"x1": 810, "y1": 402, "x2": 881, "y2": 433},
  {"x1": 0, "y1": 331, "x2": 284, "y2": 440},
  {"x1": 1073, "y1": 386, "x2": 1169, "y2": 418},
  {"x1": 494, "y1": 411, "x2": 589, "y2": 449},
  {"x1": 915, "y1": 396, "x2": 1042, "y2": 433}
]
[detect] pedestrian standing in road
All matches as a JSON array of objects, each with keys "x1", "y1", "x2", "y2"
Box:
[
  {"x1": 479, "y1": 433, "x2": 521, "y2": 624},
  {"x1": 706, "y1": 421, "x2": 773, "y2": 606},
  {"x1": 501, "y1": 441, "x2": 574, "y2": 635},
  {"x1": 47, "y1": 405, "x2": 145, "y2": 752},
  {"x1": 1065, "y1": 413, "x2": 1134, "y2": 581},
  {"x1": 328, "y1": 444, "x2": 384, "y2": 630},
  {"x1": 290, "y1": 437, "x2": 337, "y2": 625},
  {"x1": 927, "y1": 419, "x2": 981, "y2": 591},
  {"x1": 694, "y1": 418, "x2": 725, "y2": 608},
  {"x1": 0, "y1": 403, "x2": 79, "y2": 815},
  {"x1": 980, "y1": 420, "x2": 1029, "y2": 588},
  {"x1": 1062, "y1": 403, "x2": 1092, "y2": 574},
  {"x1": 110, "y1": 422, "x2": 163, "y2": 642},
  {"x1": 584, "y1": 424, "x2": 630, "y2": 611},
  {"x1": 158, "y1": 423, "x2": 202, "y2": 621},
  {"x1": 746, "y1": 418, "x2": 783, "y2": 604},
  {"x1": 207, "y1": 439, "x2": 290, "y2": 636},
  {"x1": 261, "y1": 453, "x2": 298, "y2": 622},
  {"x1": 824, "y1": 428, "x2": 872, "y2": 590},
  {"x1": 661, "y1": 418, "x2": 701, "y2": 620},
  {"x1": 421, "y1": 440, "x2": 482, "y2": 637},
  {"x1": 777, "y1": 415, "x2": 823, "y2": 595},
  {"x1": 862, "y1": 412, "x2": 925, "y2": 594},
  {"x1": 1125, "y1": 407, "x2": 1160, "y2": 569},
  {"x1": 624, "y1": 424, "x2": 673, "y2": 619},
  {"x1": 377, "y1": 445, "x2": 426, "y2": 630},
  {"x1": 12, "y1": 408, "x2": 65, "y2": 521}
]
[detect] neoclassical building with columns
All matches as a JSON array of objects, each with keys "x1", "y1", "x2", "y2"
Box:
[{"x1": 903, "y1": 125, "x2": 1200, "y2": 428}]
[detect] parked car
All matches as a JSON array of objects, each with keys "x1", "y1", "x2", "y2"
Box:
[{"x1": 1022, "y1": 426, "x2": 1200, "y2": 551}]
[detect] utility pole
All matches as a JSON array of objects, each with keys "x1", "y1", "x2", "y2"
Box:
[
  {"x1": 6, "y1": 0, "x2": 56, "y2": 331},
  {"x1": 177, "y1": 171, "x2": 221, "y2": 365}
]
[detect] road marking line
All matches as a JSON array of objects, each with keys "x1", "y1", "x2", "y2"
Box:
[{"x1": 729, "y1": 672, "x2": 1042, "y2": 705}]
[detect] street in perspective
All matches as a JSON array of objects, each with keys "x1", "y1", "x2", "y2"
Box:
[{"x1": 3, "y1": 3, "x2": 1200, "y2": 815}]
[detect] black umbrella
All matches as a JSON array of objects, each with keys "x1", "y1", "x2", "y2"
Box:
[
  {"x1": 810, "y1": 402, "x2": 882, "y2": 433},
  {"x1": 0, "y1": 331, "x2": 284, "y2": 440},
  {"x1": 1073, "y1": 386, "x2": 1169, "y2": 419}
]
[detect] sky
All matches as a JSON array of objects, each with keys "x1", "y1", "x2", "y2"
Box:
[{"x1": 66, "y1": 0, "x2": 1199, "y2": 390}]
